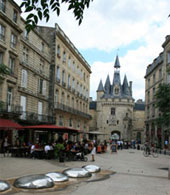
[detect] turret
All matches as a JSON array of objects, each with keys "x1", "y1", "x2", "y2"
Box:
[{"x1": 97, "y1": 79, "x2": 104, "y2": 100}]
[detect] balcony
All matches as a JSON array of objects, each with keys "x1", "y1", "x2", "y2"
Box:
[
  {"x1": 19, "y1": 111, "x2": 56, "y2": 124},
  {"x1": 0, "y1": 101, "x2": 22, "y2": 116},
  {"x1": 54, "y1": 102, "x2": 91, "y2": 119}
]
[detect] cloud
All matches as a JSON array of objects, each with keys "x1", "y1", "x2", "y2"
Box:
[{"x1": 17, "y1": 0, "x2": 170, "y2": 102}]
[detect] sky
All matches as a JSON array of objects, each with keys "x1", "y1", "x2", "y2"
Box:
[{"x1": 17, "y1": 0, "x2": 170, "y2": 102}]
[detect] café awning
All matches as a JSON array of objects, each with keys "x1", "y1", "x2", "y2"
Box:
[
  {"x1": 0, "y1": 119, "x2": 23, "y2": 130},
  {"x1": 23, "y1": 124, "x2": 79, "y2": 133}
]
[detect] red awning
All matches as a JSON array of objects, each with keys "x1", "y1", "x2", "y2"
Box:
[
  {"x1": 23, "y1": 124, "x2": 79, "y2": 133},
  {"x1": 0, "y1": 119, "x2": 23, "y2": 130}
]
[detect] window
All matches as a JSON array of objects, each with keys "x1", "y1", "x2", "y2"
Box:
[
  {"x1": 72, "y1": 97, "x2": 74, "y2": 108},
  {"x1": 9, "y1": 57, "x2": 15, "y2": 74},
  {"x1": 40, "y1": 59, "x2": 44, "y2": 73},
  {"x1": 80, "y1": 85, "x2": 82, "y2": 95},
  {"x1": 0, "y1": 0, "x2": 5, "y2": 12},
  {"x1": 159, "y1": 69, "x2": 162, "y2": 79},
  {"x1": 86, "y1": 89, "x2": 88, "y2": 98},
  {"x1": 57, "y1": 45, "x2": 60, "y2": 57},
  {"x1": 168, "y1": 52, "x2": 170, "y2": 63},
  {"x1": 63, "y1": 51, "x2": 66, "y2": 63},
  {"x1": 84, "y1": 73, "x2": 86, "y2": 81},
  {"x1": 69, "y1": 118, "x2": 72, "y2": 127},
  {"x1": 38, "y1": 78, "x2": 46, "y2": 95},
  {"x1": 72, "y1": 61, "x2": 75, "y2": 72},
  {"x1": 40, "y1": 42, "x2": 44, "y2": 52},
  {"x1": 7, "y1": 87, "x2": 13, "y2": 112},
  {"x1": 55, "y1": 89, "x2": 58, "y2": 103},
  {"x1": 153, "y1": 73, "x2": 155, "y2": 84},
  {"x1": 111, "y1": 107, "x2": 115, "y2": 115},
  {"x1": 56, "y1": 66, "x2": 60, "y2": 81},
  {"x1": 13, "y1": 9, "x2": 17, "y2": 23},
  {"x1": 61, "y1": 92, "x2": 64, "y2": 104},
  {"x1": 77, "y1": 65, "x2": 79, "y2": 75},
  {"x1": 77, "y1": 82, "x2": 79, "y2": 92},
  {"x1": 67, "y1": 74, "x2": 70, "y2": 87},
  {"x1": 21, "y1": 69, "x2": 27, "y2": 88},
  {"x1": 72, "y1": 78, "x2": 75, "y2": 89},
  {"x1": 0, "y1": 52, "x2": 3, "y2": 64},
  {"x1": 0, "y1": 24, "x2": 5, "y2": 41},
  {"x1": 148, "y1": 78, "x2": 150, "y2": 88},
  {"x1": 152, "y1": 104, "x2": 155, "y2": 116},
  {"x1": 23, "y1": 46, "x2": 29, "y2": 63},
  {"x1": 10, "y1": 33, "x2": 17, "y2": 48},
  {"x1": 153, "y1": 87, "x2": 155, "y2": 99},
  {"x1": 68, "y1": 56, "x2": 71, "y2": 68},
  {"x1": 59, "y1": 115, "x2": 63, "y2": 126},
  {"x1": 148, "y1": 91, "x2": 150, "y2": 103},
  {"x1": 24, "y1": 29, "x2": 29, "y2": 39},
  {"x1": 62, "y1": 70, "x2": 65, "y2": 84}
]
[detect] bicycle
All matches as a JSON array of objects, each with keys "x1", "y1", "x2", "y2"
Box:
[{"x1": 143, "y1": 147, "x2": 158, "y2": 158}]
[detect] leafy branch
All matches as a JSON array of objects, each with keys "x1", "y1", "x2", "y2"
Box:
[{"x1": 20, "y1": 0, "x2": 93, "y2": 33}]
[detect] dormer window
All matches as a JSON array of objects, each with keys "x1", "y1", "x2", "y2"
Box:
[{"x1": 13, "y1": 9, "x2": 17, "y2": 23}]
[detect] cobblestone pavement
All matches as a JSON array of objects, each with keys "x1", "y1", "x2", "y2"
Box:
[{"x1": 0, "y1": 149, "x2": 170, "y2": 195}]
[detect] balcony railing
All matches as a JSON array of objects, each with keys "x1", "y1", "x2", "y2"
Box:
[
  {"x1": 54, "y1": 102, "x2": 91, "y2": 119},
  {"x1": 0, "y1": 101, "x2": 22, "y2": 115},
  {"x1": 19, "y1": 111, "x2": 56, "y2": 124}
]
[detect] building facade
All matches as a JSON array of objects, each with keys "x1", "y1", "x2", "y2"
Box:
[
  {"x1": 89, "y1": 56, "x2": 145, "y2": 143},
  {"x1": 0, "y1": 0, "x2": 91, "y2": 145},
  {"x1": 145, "y1": 35, "x2": 170, "y2": 148}
]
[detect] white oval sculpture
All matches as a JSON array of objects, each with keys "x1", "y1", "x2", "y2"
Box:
[
  {"x1": 46, "y1": 172, "x2": 68, "y2": 182},
  {"x1": 63, "y1": 168, "x2": 92, "y2": 178},
  {"x1": 0, "y1": 180, "x2": 10, "y2": 192},
  {"x1": 14, "y1": 174, "x2": 54, "y2": 189},
  {"x1": 82, "y1": 165, "x2": 101, "y2": 173}
]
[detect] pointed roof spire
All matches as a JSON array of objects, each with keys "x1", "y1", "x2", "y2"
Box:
[
  {"x1": 104, "y1": 75, "x2": 111, "y2": 94},
  {"x1": 97, "y1": 80, "x2": 104, "y2": 92},
  {"x1": 122, "y1": 75, "x2": 130, "y2": 96},
  {"x1": 114, "y1": 55, "x2": 120, "y2": 68}
]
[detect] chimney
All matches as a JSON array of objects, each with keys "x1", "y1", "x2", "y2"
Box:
[{"x1": 129, "y1": 81, "x2": 132, "y2": 96}]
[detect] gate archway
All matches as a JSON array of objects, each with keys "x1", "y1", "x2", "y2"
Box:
[{"x1": 111, "y1": 131, "x2": 121, "y2": 140}]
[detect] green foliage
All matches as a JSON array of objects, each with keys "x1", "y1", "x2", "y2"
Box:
[
  {"x1": 155, "y1": 83, "x2": 170, "y2": 126},
  {"x1": 0, "y1": 63, "x2": 10, "y2": 76},
  {"x1": 20, "y1": 0, "x2": 93, "y2": 33}
]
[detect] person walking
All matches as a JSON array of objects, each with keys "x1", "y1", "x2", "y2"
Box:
[{"x1": 91, "y1": 142, "x2": 96, "y2": 161}]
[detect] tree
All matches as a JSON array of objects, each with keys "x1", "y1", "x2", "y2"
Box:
[
  {"x1": 155, "y1": 83, "x2": 170, "y2": 128},
  {"x1": 20, "y1": 0, "x2": 93, "y2": 32}
]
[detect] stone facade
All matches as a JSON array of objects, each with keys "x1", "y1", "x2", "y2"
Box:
[
  {"x1": 0, "y1": 0, "x2": 91, "y2": 144},
  {"x1": 145, "y1": 35, "x2": 170, "y2": 148},
  {"x1": 89, "y1": 57, "x2": 145, "y2": 143}
]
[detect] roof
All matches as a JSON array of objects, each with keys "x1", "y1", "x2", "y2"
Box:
[
  {"x1": 97, "y1": 80, "x2": 104, "y2": 92},
  {"x1": 0, "y1": 119, "x2": 23, "y2": 130},
  {"x1": 114, "y1": 55, "x2": 120, "y2": 68},
  {"x1": 134, "y1": 103, "x2": 145, "y2": 111},
  {"x1": 89, "y1": 101, "x2": 97, "y2": 110}
]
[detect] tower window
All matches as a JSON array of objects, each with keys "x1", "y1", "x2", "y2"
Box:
[
  {"x1": 111, "y1": 107, "x2": 115, "y2": 115},
  {"x1": 115, "y1": 87, "x2": 119, "y2": 94}
]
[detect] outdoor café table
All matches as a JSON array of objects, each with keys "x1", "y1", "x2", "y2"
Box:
[{"x1": 9, "y1": 147, "x2": 30, "y2": 157}]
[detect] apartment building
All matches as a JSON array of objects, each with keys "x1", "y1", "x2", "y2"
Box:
[
  {"x1": 38, "y1": 24, "x2": 91, "y2": 140},
  {"x1": 144, "y1": 33, "x2": 170, "y2": 148},
  {"x1": 0, "y1": 0, "x2": 91, "y2": 144}
]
